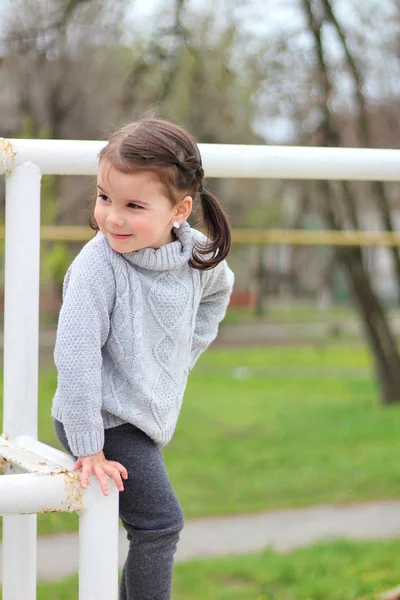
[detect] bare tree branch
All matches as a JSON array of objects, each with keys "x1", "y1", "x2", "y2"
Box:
[
  {"x1": 321, "y1": 0, "x2": 400, "y2": 299},
  {"x1": 301, "y1": 0, "x2": 400, "y2": 404}
]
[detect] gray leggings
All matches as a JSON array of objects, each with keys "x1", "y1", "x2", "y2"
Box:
[{"x1": 54, "y1": 419, "x2": 184, "y2": 600}]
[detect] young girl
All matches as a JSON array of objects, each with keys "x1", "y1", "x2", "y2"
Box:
[{"x1": 51, "y1": 118, "x2": 234, "y2": 600}]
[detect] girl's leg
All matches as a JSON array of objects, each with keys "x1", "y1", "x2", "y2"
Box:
[
  {"x1": 119, "y1": 563, "x2": 128, "y2": 600},
  {"x1": 104, "y1": 423, "x2": 184, "y2": 600}
]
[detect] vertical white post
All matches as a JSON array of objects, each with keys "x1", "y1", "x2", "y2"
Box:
[
  {"x1": 2, "y1": 162, "x2": 41, "y2": 600},
  {"x1": 79, "y1": 483, "x2": 119, "y2": 600},
  {"x1": 2, "y1": 516, "x2": 37, "y2": 596}
]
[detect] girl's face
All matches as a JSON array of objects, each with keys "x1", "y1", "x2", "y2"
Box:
[{"x1": 95, "y1": 161, "x2": 184, "y2": 254}]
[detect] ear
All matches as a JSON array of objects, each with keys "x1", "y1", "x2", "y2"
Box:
[{"x1": 173, "y1": 195, "x2": 192, "y2": 225}]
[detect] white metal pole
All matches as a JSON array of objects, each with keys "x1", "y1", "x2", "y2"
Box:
[
  {"x1": 79, "y1": 483, "x2": 119, "y2": 600},
  {"x1": 2, "y1": 161, "x2": 41, "y2": 600},
  {"x1": 0, "y1": 472, "x2": 84, "y2": 515},
  {"x1": 15, "y1": 435, "x2": 75, "y2": 470},
  {"x1": 3, "y1": 162, "x2": 41, "y2": 437},
  {"x1": 3, "y1": 516, "x2": 37, "y2": 599},
  {"x1": 3, "y1": 138, "x2": 400, "y2": 181}
]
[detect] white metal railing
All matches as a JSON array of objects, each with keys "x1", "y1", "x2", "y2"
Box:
[
  {"x1": 1, "y1": 137, "x2": 400, "y2": 600},
  {"x1": 0, "y1": 141, "x2": 121, "y2": 600},
  {"x1": 2, "y1": 138, "x2": 400, "y2": 179},
  {"x1": 0, "y1": 435, "x2": 119, "y2": 597}
]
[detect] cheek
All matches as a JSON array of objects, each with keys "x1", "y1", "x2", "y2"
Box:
[
  {"x1": 133, "y1": 212, "x2": 168, "y2": 233},
  {"x1": 132, "y1": 215, "x2": 155, "y2": 234},
  {"x1": 93, "y1": 202, "x2": 104, "y2": 226}
]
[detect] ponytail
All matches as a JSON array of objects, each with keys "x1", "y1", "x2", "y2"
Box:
[{"x1": 189, "y1": 188, "x2": 231, "y2": 270}]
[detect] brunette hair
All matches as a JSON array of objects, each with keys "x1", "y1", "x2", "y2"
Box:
[{"x1": 90, "y1": 118, "x2": 231, "y2": 270}]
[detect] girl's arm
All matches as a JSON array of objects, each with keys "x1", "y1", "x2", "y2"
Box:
[
  {"x1": 190, "y1": 260, "x2": 234, "y2": 370},
  {"x1": 53, "y1": 242, "x2": 115, "y2": 458}
]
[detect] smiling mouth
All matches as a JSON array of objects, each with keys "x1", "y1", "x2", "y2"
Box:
[{"x1": 109, "y1": 232, "x2": 132, "y2": 239}]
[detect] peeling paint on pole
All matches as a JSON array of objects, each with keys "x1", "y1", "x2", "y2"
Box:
[
  {"x1": 0, "y1": 470, "x2": 87, "y2": 515},
  {"x1": 0, "y1": 438, "x2": 86, "y2": 513},
  {"x1": 65, "y1": 471, "x2": 85, "y2": 512},
  {"x1": 0, "y1": 138, "x2": 16, "y2": 175}
]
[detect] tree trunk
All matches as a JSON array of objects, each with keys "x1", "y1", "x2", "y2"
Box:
[
  {"x1": 321, "y1": 183, "x2": 400, "y2": 403},
  {"x1": 321, "y1": 0, "x2": 400, "y2": 300},
  {"x1": 345, "y1": 248, "x2": 400, "y2": 403},
  {"x1": 254, "y1": 245, "x2": 268, "y2": 317},
  {"x1": 302, "y1": 0, "x2": 400, "y2": 403}
]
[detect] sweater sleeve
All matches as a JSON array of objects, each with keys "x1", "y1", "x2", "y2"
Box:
[
  {"x1": 190, "y1": 260, "x2": 234, "y2": 370},
  {"x1": 52, "y1": 240, "x2": 115, "y2": 457}
]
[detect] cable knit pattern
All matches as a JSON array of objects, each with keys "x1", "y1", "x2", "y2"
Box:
[{"x1": 52, "y1": 222, "x2": 234, "y2": 456}]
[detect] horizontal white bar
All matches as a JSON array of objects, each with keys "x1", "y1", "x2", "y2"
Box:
[
  {"x1": 15, "y1": 435, "x2": 75, "y2": 470},
  {"x1": 0, "y1": 436, "x2": 73, "y2": 474},
  {"x1": 0, "y1": 443, "x2": 64, "y2": 475},
  {"x1": 203, "y1": 144, "x2": 400, "y2": 181},
  {"x1": 2, "y1": 139, "x2": 103, "y2": 175},
  {"x1": 0, "y1": 472, "x2": 84, "y2": 515},
  {"x1": 1, "y1": 138, "x2": 400, "y2": 180}
]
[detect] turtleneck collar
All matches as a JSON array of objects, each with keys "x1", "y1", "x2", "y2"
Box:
[{"x1": 115, "y1": 221, "x2": 193, "y2": 271}]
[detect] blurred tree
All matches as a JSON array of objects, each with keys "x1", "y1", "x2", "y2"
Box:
[
  {"x1": 1, "y1": 0, "x2": 400, "y2": 394},
  {"x1": 0, "y1": 0, "x2": 130, "y2": 224},
  {"x1": 320, "y1": 0, "x2": 400, "y2": 300},
  {"x1": 0, "y1": 0, "x2": 275, "y2": 305},
  {"x1": 0, "y1": 0, "x2": 270, "y2": 226},
  {"x1": 0, "y1": 0, "x2": 127, "y2": 295},
  {"x1": 300, "y1": 0, "x2": 400, "y2": 404}
]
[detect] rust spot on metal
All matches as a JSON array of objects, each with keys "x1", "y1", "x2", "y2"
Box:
[
  {"x1": 64, "y1": 471, "x2": 85, "y2": 511},
  {"x1": 34, "y1": 468, "x2": 68, "y2": 476},
  {"x1": 21, "y1": 508, "x2": 64, "y2": 515},
  {"x1": 0, "y1": 138, "x2": 16, "y2": 176},
  {"x1": 0, "y1": 457, "x2": 8, "y2": 475}
]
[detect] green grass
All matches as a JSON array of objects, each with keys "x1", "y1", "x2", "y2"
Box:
[
  {"x1": 223, "y1": 305, "x2": 400, "y2": 326},
  {"x1": 223, "y1": 305, "x2": 358, "y2": 325},
  {"x1": 2, "y1": 344, "x2": 400, "y2": 536},
  {"x1": 33, "y1": 538, "x2": 400, "y2": 599}
]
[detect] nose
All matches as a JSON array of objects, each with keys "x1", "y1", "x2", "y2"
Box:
[{"x1": 107, "y1": 207, "x2": 125, "y2": 227}]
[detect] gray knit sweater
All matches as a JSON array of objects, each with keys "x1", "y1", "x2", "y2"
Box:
[{"x1": 51, "y1": 222, "x2": 234, "y2": 457}]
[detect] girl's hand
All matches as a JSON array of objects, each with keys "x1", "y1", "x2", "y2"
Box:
[{"x1": 73, "y1": 450, "x2": 128, "y2": 496}]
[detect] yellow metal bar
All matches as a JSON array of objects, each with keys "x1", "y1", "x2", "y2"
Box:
[
  {"x1": 0, "y1": 226, "x2": 94, "y2": 242},
  {"x1": 0, "y1": 226, "x2": 400, "y2": 246},
  {"x1": 40, "y1": 226, "x2": 94, "y2": 241},
  {"x1": 231, "y1": 229, "x2": 400, "y2": 246}
]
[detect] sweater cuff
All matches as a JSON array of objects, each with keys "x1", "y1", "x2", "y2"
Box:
[{"x1": 67, "y1": 427, "x2": 104, "y2": 457}]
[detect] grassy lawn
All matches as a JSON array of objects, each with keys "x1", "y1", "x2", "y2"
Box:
[
  {"x1": 223, "y1": 305, "x2": 358, "y2": 325},
  {"x1": 223, "y1": 305, "x2": 400, "y2": 327},
  {"x1": 33, "y1": 538, "x2": 400, "y2": 599},
  {"x1": 2, "y1": 344, "x2": 400, "y2": 536}
]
